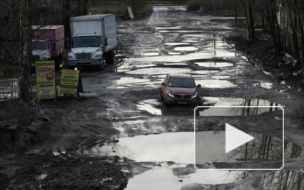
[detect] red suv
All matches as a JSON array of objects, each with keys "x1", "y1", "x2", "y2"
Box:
[{"x1": 159, "y1": 74, "x2": 201, "y2": 105}]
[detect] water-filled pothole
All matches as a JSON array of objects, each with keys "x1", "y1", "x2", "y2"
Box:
[
  {"x1": 195, "y1": 62, "x2": 234, "y2": 68},
  {"x1": 195, "y1": 79, "x2": 236, "y2": 88},
  {"x1": 174, "y1": 47, "x2": 198, "y2": 51},
  {"x1": 125, "y1": 164, "x2": 245, "y2": 190},
  {"x1": 261, "y1": 170, "x2": 304, "y2": 190},
  {"x1": 82, "y1": 132, "x2": 299, "y2": 164},
  {"x1": 135, "y1": 98, "x2": 282, "y2": 116},
  {"x1": 201, "y1": 97, "x2": 282, "y2": 116}
]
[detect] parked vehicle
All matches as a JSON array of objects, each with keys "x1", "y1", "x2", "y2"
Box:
[
  {"x1": 32, "y1": 25, "x2": 65, "y2": 69},
  {"x1": 67, "y1": 14, "x2": 117, "y2": 70},
  {"x1": 159, "y1": 74, "x2": 201, "y2": 105}
]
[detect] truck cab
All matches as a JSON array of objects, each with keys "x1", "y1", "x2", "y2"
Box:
[
  {"x1": 31, "y1": 25, "x2": 65, "y2": 70},
  {"x1": 67, "y1": 14, "x2": 117, "y2": 70},
  {"x1": 32, "y1": 39, "x2": 51, "y2": 60},
  {"x1": 68, "y1": 34, "x2": 105, "y2": 69}
]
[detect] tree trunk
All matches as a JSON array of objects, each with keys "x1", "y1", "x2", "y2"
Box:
[
  {"x1": 20, "y1": 0, "x2": 32, "y2": 104},
  {"x1": 62, "y1": 0, "x2": 71, "y2": 47}
]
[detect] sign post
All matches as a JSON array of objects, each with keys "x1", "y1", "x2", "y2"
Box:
[{"x1": 36, "y1": 61, "x2": 56, "y2": 99}]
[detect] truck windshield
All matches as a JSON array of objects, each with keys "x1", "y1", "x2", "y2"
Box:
[
  {"x1": 72, "y1": 36, "x2": 100, "y2": 48},
  {"x1": 32, "y1": 41, "x2": 49, "y2": 50}
]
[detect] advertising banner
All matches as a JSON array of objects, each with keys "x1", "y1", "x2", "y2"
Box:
[
  {"x1": 36, "y1": 61, "x2": 56, "y2": 99},
  {"x1": 60, "y1": 69, "x2": 81, "y2": 95}
]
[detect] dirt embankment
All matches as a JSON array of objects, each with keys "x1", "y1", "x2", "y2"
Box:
[{"x1": 225, "y1": 36, "x2": 303, "y2": 88}]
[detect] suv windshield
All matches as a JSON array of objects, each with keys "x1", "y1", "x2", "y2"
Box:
[
  {"x1": 168, "y1": 77, "x2": 196, "y2": 88},
  {"x1": 72, "y1": 36, "x2": 100, "y2": 48},
  {"x1": 32, "y1": 40, "x2": 49, "y2": 50}
]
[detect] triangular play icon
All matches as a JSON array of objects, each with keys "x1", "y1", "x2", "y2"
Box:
[{"x1": 225, "y1": 123, "x2": 254, "y2": 153}]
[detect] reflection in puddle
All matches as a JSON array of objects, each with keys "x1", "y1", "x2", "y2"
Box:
[
  {"x1": 195, "y1": 132, "x2": 295, "y2": 169},
  {"x1": 125, "y1": 164, "x2": 244, "y2": 190},
  {"x1": 135, "y1": 98, "x2": 281, "y2": 117},
  {"x1": 83, "y1": 132, "x2": 299, "y2": 168},
  {"x1": 195, "y1": 62, "x2": 234, "y2": 68},
  {"x1": 201, "y1": 97, "x2": 281, "y2": 116},
  {"x1": 195, "y1": 79, "x2": 236, "y2": 88},
  {"x1": 261, "y1": 170, "x2": 304, "y2": 190}
]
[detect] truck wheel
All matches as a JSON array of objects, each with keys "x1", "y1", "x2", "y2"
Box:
[
  {"x1": 106, "y1": 50, "x2": 115, "y2": 64},
  {"x1": 98, "y1": 59, "x2": 105, "y2": 70}
]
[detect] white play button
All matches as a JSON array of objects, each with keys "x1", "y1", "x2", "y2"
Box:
[{"x1": 225, "y1": 123, "x2": 254, "y2": 153}]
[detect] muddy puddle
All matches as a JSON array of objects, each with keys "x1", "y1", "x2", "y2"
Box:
[
  {"x1": 125, "y1": 163, "x2": 245, "y2": 190},
  {"x1": 81, "y1": 132, "x2": 299, "y2": 167},
  {"x1": 200, "y1": 97, "x2": 282, "y2": 116},
  {"x1": 261, "y1": 170, "x2": 304, "y2": 190},
  {"x1": 135, "y1": 97, "x2": 281, "y2": 116},
  {"x1": 195, "y1": 79, "x2": 236, "y2": 88},
  {"x1": 195, "y1": 62, "x2": 234, "y2": 68}
]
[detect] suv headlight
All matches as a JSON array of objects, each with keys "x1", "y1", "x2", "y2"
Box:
[
  {"x1": 94, "y1": 53, "x2": 102, "y2": 59},
  {"x1": 68, "y1": 53, "x2": 74, "y2": 60},
  {"x1": 191, "y1": 92, "x2": 198, "y2": 98},
  {"x1": 167, "y1": 90, "x2": 174, "y2": 98}
]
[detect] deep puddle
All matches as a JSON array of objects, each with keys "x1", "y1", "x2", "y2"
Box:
[
  {"x1": 82, "y1": 132, "x2": 299, "y2": 165},
  {"x1": 195, "y1": 79, "x2": 236, "y2": 88},
  {"x1": 261, "y1": 170, "x2": 304, "y2": 190},
  {"x1": 135, "y1": 97, "x2": 281, "y2": 116},
  {"x1": 200, "y1": 97, "x2": 282, "y2": 116},
  {"x1": 125, "y1": 164, "x2": 245, "y2": 190}
]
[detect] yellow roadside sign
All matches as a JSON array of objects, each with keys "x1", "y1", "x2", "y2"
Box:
[
  {"x1": 36, "y1": 61, "x2": 56, "y2": 99},
  {"x1": 60, "y1": 69, "x2": 82, "y2": 95}
]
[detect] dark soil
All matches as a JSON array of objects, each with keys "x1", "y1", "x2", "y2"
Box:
[
  {"x1": 224, "y1": 36, "x2": 304, "y2": 88},
  {"x1": 4, "y1": 153, "x2": 127, "y2": 190},
  {"x1": 0, "y1": 172, "x2": 9, "y2": 189}
]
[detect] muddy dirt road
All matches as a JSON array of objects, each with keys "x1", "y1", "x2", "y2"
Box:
[{"x1": 1, "y1": 5, "x2": 304, "y2": 190}]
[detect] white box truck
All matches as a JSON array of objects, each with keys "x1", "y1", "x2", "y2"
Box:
[{"x1": 67, "y1": 14, "x2": 117, "y2": 69}]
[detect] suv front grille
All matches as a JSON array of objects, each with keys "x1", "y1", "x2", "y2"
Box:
[
  {"x1": 174, "y1": 94, "x2": 192, "y2": 98},
  {"x1": 76, "y1": 53, "x2": 91, "y2": 60}
]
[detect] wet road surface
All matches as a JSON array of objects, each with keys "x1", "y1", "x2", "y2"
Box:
[
  {"x1": 72, "y1": 5, "x2": 304, "y2": 189},
  {"x1": 2, "y1": 4, "x2": 304, "y2": 190}
]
